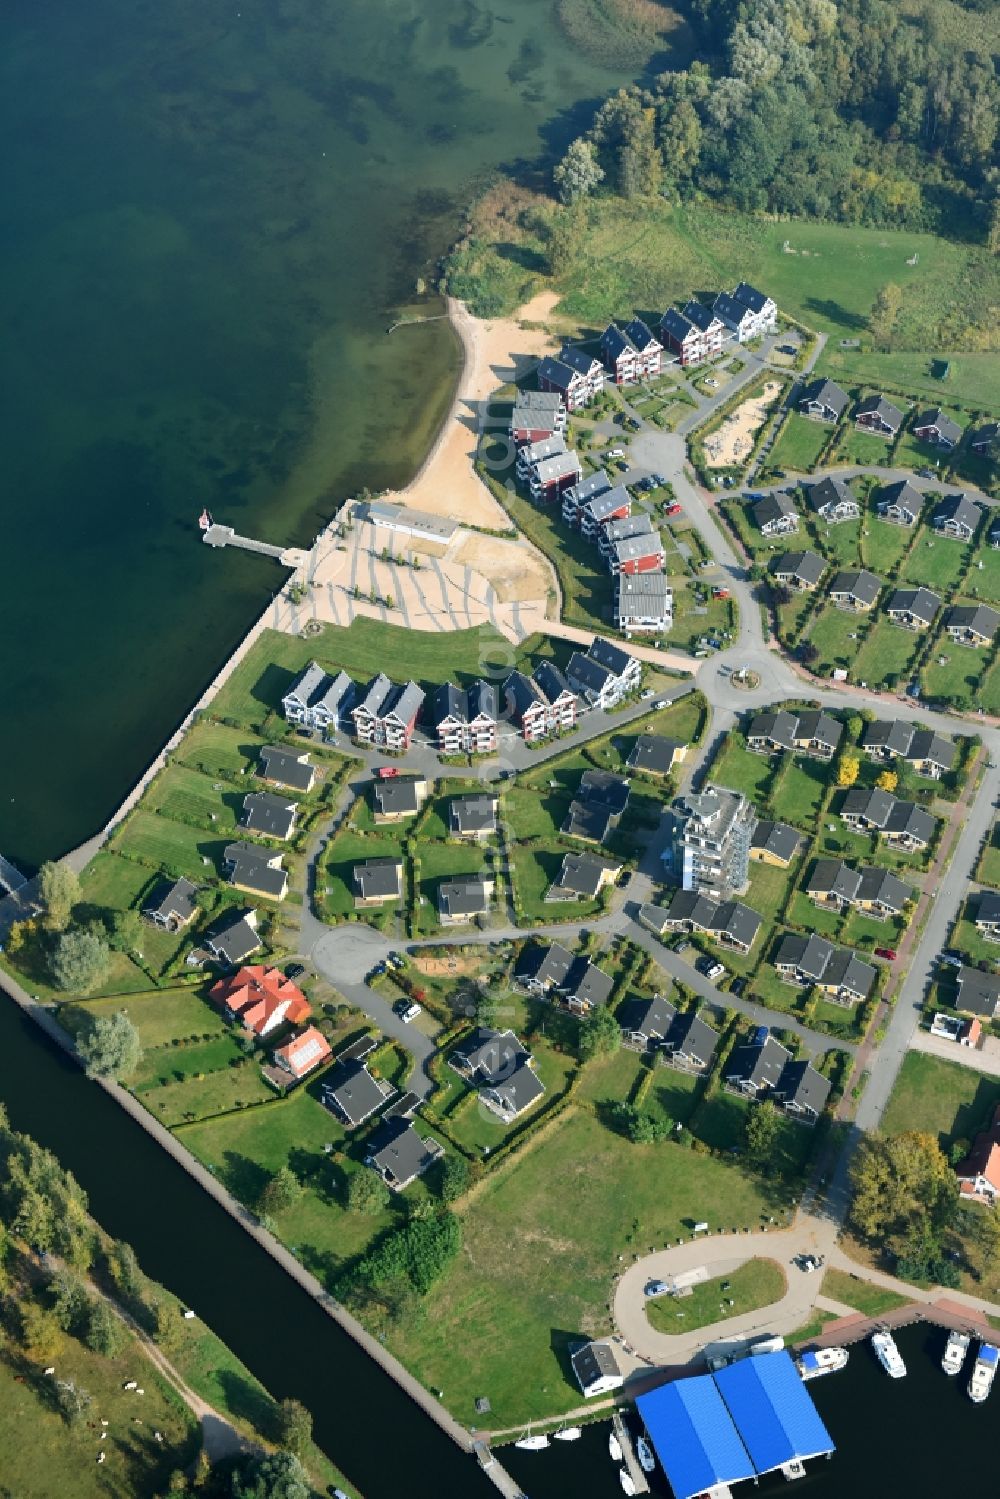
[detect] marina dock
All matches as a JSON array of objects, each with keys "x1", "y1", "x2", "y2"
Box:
[
  {"x1": 202, "y1": 523, "x2": 300, "y2": 565},
  {"x1": 612, "y1": 1412, "x2": 650, "y2": 1495}
]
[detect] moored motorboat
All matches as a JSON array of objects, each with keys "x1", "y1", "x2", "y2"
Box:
[
  {"x1": 871, "y1": 1329, "x2": 906, "y2": 1378},
  {"x1": 554, "y1": 1426, "x2": 581, "y2": 1442},
  {"x1": 619, "y1": 1469, "x2": 636, "y2": 1496},
  {"x1": 514, "y1": 1430, "x2": 549, "y2": 1450},
  {"x1": 942, "y1": 1330, "x2": 970, "y2": 1376},
  {"x1": 636, "y1": 1436, "x2": 656, "y2": 1473},
  {"x1": 796, "y1": 1346, "x2": 849, "y2": 1381},
  {"x1": 969, "y1": 1341, "x2": 998, "y2": 1403},
  {"x1": 609, "y1": 1432, "x2": 623, "y2": 1462}
]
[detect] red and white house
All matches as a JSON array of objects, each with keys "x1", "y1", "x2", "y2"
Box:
[
  {"x1": 273, "y1": 1025, "x2": 332, "y2": 1081},
  {"x1": 516, "y1": 433, "x2": 566, "y2": 482},
  {"x1": 509, "y1": 391, "x2": 567, "y2": 446},
  {"x1": 536, "y1": 356, "x2": 591, "y2": 411},
  {"x1": 608, "y1": 533, "x2": 666, "y2": 576},
  {"x1": 659, "y1": 307, "x2": 702, "y2": 366},
  {"x1": 530, "y1": 450, "x2": 583, "y2": 503},
  {"x1": 579, "y1": 485, "x2": 631, "y2": 540},
  {"x1": 681, "y1": 300, "x2": 725, "y2": 358},
  {"x1": 622, "y1": 318, "x2": 662, "y2": 377},
  {"x1": 600, "y1": 323, "x2": 639, "y2": 385},
  {"x1": 350, "y1": 676, "x2": 424, "y2": 751},
  {"x1": 557, "y1": 345, "x2": 605, "y2": 399},
  {"x1": 562, "y1": 471, "x2": 612, "y2": 527},
  {"x1": 211, "y1": 966, "x2": 311, "y2": 1038},
  {"x1": 503, "y1": 663, "x2": 579, "y2": 742},
  {"x1": 429, "y1": 680, "x2": 499, "y2": 755}
]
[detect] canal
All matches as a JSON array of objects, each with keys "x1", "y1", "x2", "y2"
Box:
[{"x1": 0, "y1": 994, "x2": 495, "y2": 1499}]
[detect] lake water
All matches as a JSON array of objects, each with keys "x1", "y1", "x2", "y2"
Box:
[{"x1": 0, "y1": 0, "x2": 658, "y2": 870}]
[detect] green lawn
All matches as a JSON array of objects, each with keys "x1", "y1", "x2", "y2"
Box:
[
  {"x1": 807, "y1": 605, "x2": 870, "y2": 674},
  {"x1": 978, "y1": 656, "x2": 1000, "y2": 715},
  {"x1": 819, "y1": 1267, "x2": 910, "y2": 1318},
  {"x1": 852, "y1": 620, "x2": 920, "y2": 689},
  {"x1": 413, "y1": 840, "x2": 491, "y2": 934},
  {"x1": 861, "y1": 518, "x2": 913, "y2": 576},
  {"x1": 948, "y1": 914, "x2": 1000, "y2": 966},
  {"x1": 67, "y1": 985, "x2": 226, "y2": 1050},
  {"x1": 966, "y1": 545, "x2": 1000, "y2": 607},
  {"x1": 385, "y1": 1104, "x2": 797, "y2": 1426},
  {"x1": 901, "y1": 531, "x2": 970, "y2": 593},
  {"x1": 645, "y1": 1257, "x2": 786, "y2": 1335},
  {"x1": 111, "y1": 810, "x2": 227, "y2": 883},
  {"x1": 211, "y1": 620, "x2": 556, "y2": 730},
  {"x1": 769, "y1": 414, "x2": 833, "y2": 475},
  {"x1": 834, "y1": 424, "x2": 899, "y2": 468},
  {"x1": 176, "y1": 719, "x2": 261, "y2": 778},
  {"x1": 509, "y1": 844, "x2": 601, "y2": 924},
  {"x1": 77, "y1": 852, "x2": 193, "y2": 978},
  {"x1": 710, "y1": 738, "x2": 776, "y2": 803},
  {"x1": 694, "y1": 1090, "x2": 815, "y2": 1177},
  {"x1": 977, "y1": 824, "x2": 1000, "y2": 887},
  {"x1": 921, "y1": 637, "x2": 989, "y2": 707},
  {"x1": 446, "y1": 1046, "x2": 575, "y2": 1156},
  {"x1": 769, "y1": 757, "x2": 828, "y2": 831},
  {"x1": 788, "y1": 890, "x2": 843, "y2": 938},
  {"x1": 140, "y1": 1058, "x2": 276, "y2": 1127},
  {"x1": 321, "y1": 828, "x2": 405, "y2": 919},
  {"x1": 669, "y1": 584, "x2": 737, "y2": 654},
  {"x1": 881, "y1": 1051, "x2": 1000, "y2": 1151},
  {"x1": 817, "y1": 350, "x2": 1000, "y2": 413},
  {"x1": 504, "y1": 785, "x2": 572, "y2": 842},
  {"x1": 144, "y1": 764, "x2": 243, "y2": 835}
]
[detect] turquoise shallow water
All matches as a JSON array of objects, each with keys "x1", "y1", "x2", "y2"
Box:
[{"x1": 0, "y1": 0, "x2": 659, "y2": 869}]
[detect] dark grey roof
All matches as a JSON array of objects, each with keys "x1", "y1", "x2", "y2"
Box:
[
  {"x1": 747, "y1": 710, "x2": 797, "y2": 750},
  {"x1": 906, "y1": 730, "x2": 956, "y2": 770},
  {"x1": 776, "y1": 1059, "x2": 830, "y2": 1115},
  {"x1": 383, "y1": 680, "x2": 425, "y2": 727},
  {"x1": 886, "y1": 587, "x2": 941, "y2": 624},
  {"x1": 622, "y1": 317, "x2": 660, "y2": 352},
  {"x1": 366, "y1": 1118, "x2": 440, "y2": 1188},
  {"x1": 372, "y1": 777, "x2": 423, "y2": 818},
  {"x1": 145, "y1": 876, "x2": 198, "y2": 925},
  {"x1": 771, "y1": 550, "x2": 825, "y2": 586},
  {"x1": 682, "y1": 299, "x2": 721, "y2": 333},
  {"x1": 204, "y1": 910, "x2": 260, "y2": 965},
  {"x1": 972, "y1": 422, "x2": 1000, "y2": 450},
  {"x1": 976, "y1": 890, "x2": 1000, "y2": 926},
  {"x1": 588, "y1": 637, "x2": 635, "y2": 678},
  {"x1": 322, "y1": 1061, "x2": 390, "y2": 1127},
  {"x1": 628, "y1": 734, "x2": 686, "y2": 775},
  {"x1": 562, "y1": 798, "x2": 616, "y2": 845},
  {"x1": 714, "y1": 290, "x2": 754, "y2": 327},
  {"x1": 241, "y1": 791, "x2": 297, "y2": 840},
  {"x1": 857, "y1": 866, "x2": 914, "y2": 912},
  {"x1": 601, "y1": 322, "x2": 637, "y2": 362},
  {"x1": 841, "y1": 786, "x2": 895, "y2": 827},
  {"x1": 665, "y1": 888, "x2": 721, "y2": 928},
  {"x1": 884, "y1": 799, "x2": 936, "y2": 845},
  {"x1": 559, "y1": 345, "x2": 602, "y2": 377},
  {"x1": 933, "y1": 493, "x2": 981, "y2": 534},
  {"x1": 752, "y1": 494, "x2": 798, "y2": 531},
  {"x1": 807, "y1": 476, "x2": 856, "y2": 515},
  {"x1": 618, "y1": 993, "x2": 677, "y2": 1042},
  {"x1": 799, "y1": 378, "x2": 848, "y2": 417},
  {"x1": 775, "y1": 932, "x2": 836, "y2": 981},
  {"x1": 660, "y1": 306, "x2": 697, "y2": 343},
  {"x1": 956, "y1": 966, "x2": 1000, "y2": 1018},
  {"x1": 517, "y1": 941, "x2": 575, "y2": 989},
  {"x1": 876, "y1": 479, "x2": 922, "y2": 519},
  {"x1": 828, "y1": 569, "x2": 882, "y2": 606},
  {"x1": 489, "y1": 1061, "x2": 546, "y2": 1115},
  {"x1": 258, "y1": 745, "x2": 315, "y2": 792},
  {"x1": 430, "y1": 681, "x2": 466, "y2": 727},
  {"x1": 550, "y1": 851, "x2": 618, "y2": 898},
  {"x1": 711, "y1": 900, "x2": 762, "y2": 949},
  {"x1": 915, "y1": 409, "x2": 962, "y2": 446},
  {"x1": 504, "y1": 670, "x2": 541, "y2": 718},
  {"x1": 353, "y1": 859, "x2": 403, "y2": 900},
  {"x1": 566, "y1": 652, "x2": 614, "y2": 699},
  {"x1": 946, "y1": 604, "x2": 1000, "y2": 640},
  {"x1": 354, "y1": 672, "x2": 394, "y2": 720},
  {"x1": 449, "y1": 794, "x2": 497, "y2": 835},
  {"x1": 565, "y1": 472, "x2": 613, "y2": 508},
  {"x1": 451, "y1": 1027, "x2": 528, "y2": 1083},
  {"x1": 511, "y1": 390, "x2": 564, "y2": 419},
  {"x1": 223, "y1": 843, "x2": 287, "y2": 899},
  {"x1": 533, "y1": 659, "x2": 575, "y2": 705},
  {"x1": 468, "y1": 679, "x2": 499, "y2": 722},
  {"x1": 855, "y1": 394, "x2": 903, "y2": 430},
  {"x1": 536, "y1": 356, "x2": 577, "y2": 392},
  {"x1": 823, "y1": 949, "x2": 876, "y2": 999},
  {"x1": 583, "y1": 485, "x2": 631, "y2": 523},
  {"x1": 438, "y1": 877, "x2": 492, "y2": 919},
  {"x1": 751, "y1": 820, "x2": 800, "y2": 863},
  {"x1": 571, "y1": 1340, "x2": 622, "y2": 1391},
  {"x1": 863, "y1": 719, "x2": 915, "y2": 756},
  {"x1": 795, "y1": 710, "x2": 843, "y2": 750},
  {"x1": 726, "y1": 1033, "x2": 791, "y2": 1091},
  {"x1": 563, "y1": 956, "x2": 614, "y2": 1008},
  {"x1": 666, "y1": 1009, "x2": 719, "y2": 1067},
  {"x1": 579, "y1": 769, "x2": 631, "y2": 816},
  {"x1": 807, "y1": 859, "x2": 862, "y2": 904},
  {"x1": 733, "y1": 282, "x2": 773, "y2": 315}
]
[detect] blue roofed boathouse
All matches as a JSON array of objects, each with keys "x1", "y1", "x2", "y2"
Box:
[{"x1": 636, "y1": 1351, "x2": 835, "y2": 1498}]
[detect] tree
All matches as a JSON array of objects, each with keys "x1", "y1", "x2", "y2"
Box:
[
  {"x1": 988, "y1": 196, "x2": 1000, "y2": 256},
  {"x1": 16, "y1": 1298, "x2": 64, "y2": 1364},
  {"x1": 436, "y1": 1154, "x2": 470, "y2": 1203},
  {"x1": 836, "y1": 754, "x2": 860, "y2": 788},
  {"x1": 151, "y1": 1297, "x2": 183, "y2": 1356},
  {"x1": 50, "y1": 928, "x2": 111, "y2": 995},
  {"x1": 53, "y1": 1378, "x2": 92, "y2": 1429},
  {"x1": 257, "y1": 1167, "x2": 302, "y2": 1219},
  {"x1": 84, "y1": 1297, "x2": 124, "y2": 1356},
  {"x1": 110, "y1": 1240, "x2": 143, "y2": 1301},
  {"x1": 613, "y1": 1102, "x2": 671, "y2": 1144},
  {"x1": 744, "y1": 1100, "x2": 781, "y2": 1165},
  {"x1": 545, "y1": 203, "x2": 586, "y2": 277},
  {"x1": 553, "y1": 137, "x2": 604, "y2": 204},
  {"x1": 579, "y1": 1005, "x2": 621, "y2": 1062},
  {"x1": 77, "y1": 1009, "x2": 142, "y2": 1078},
  {"x1": 275, "y1": 1397, "x2": 313, "y2": 1459},
  {"x1": 876, "y1": 770, "x2": 898, "y2": 792},
  {"x1": 345, "y1": 1170, "x2": 389, "y2": 1217},
  {"x1": 106, "y1": 908, "x2": 143, "y2": 955},
  {"x1": 38, "y1": 862, "x2": 80, "y2": 933},
  {"x1": 799, "y1": 641, "x2": 819, "y2": 665},
  {"x1": 771, "y1": 584, "x2": 792, "y2": 608},
  {"x1": 231, "y1": 1451, "x2": 309, "y2": 1499},
  {"x1": 849, "y1": 1130, "x2": 957, "y2": 1257},
  {"x1": 48, "y1": 1269, "x2": 90, "y2": 1335},
  {"x1": 868, "y1": 283, "x2": 903, "y2": 351}
]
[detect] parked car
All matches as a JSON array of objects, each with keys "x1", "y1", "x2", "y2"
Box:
[
  {"x1": 796, "y1": 1254, "x2": 822, "y2": 1273},
  {"x1": 666, "y1": 502, "x2": 683, "y2": 517},
  {"x1": 875, "y1": 947, "x2": 897, "y2": 961},
  {"x1": 940, "y1": 952, "x2": 963, "y2": 969},
  {"x1": 396, "y1": 1001, "x2": 422, "y2": 1023},
  {"x1": 606, "y1": 446, "x2": 625, "y2": 458},
  {"x1": 387, "y1": 951, "x2": 406, "y2": 970},
  {"x1": 376, "y1": 765, "x2": 399, "y2": 780},
  {"x1": 730, "y1": 977, "x2": 747, "y2": 997},
  {"x1": 285, "y1": 963, "x2": 305, "y2": 980},
  {"x1": 697, "y1": 956, "x2": 725, "y2": 982},
  {"x1": 641, "y1": 688, "x2": 655, "y2": 700},
  {"x1": 644, "y1": 1280, "x2": 671, "y2": 1299},
  {"x1": 712, "y1": 586, "x2": 731, "y2": 599},
  {"x1": 653, "y1": 699, "x2": 667, "y2": 710}
]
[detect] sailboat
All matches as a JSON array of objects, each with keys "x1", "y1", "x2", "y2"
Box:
[
  {"x1": 619, "y1": 1469, "x2": 636, "y2": 1496},
  {"x1": 514, "y1": 1427, "x2": 549, "y2": 1451},
  {"x1": 553, "y1": 1425, "x2": 581, "y2": 1442},
  {"x1": 609, "y1": 1431, "x2": 623, "y2": 1462}
]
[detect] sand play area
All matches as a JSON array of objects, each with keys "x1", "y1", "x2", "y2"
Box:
[
  {"x1": 704, "y1": 380, "x2": 782, "y2": 468},
  {"x1": 452, "y1": 530, "x2": 553, "y2": 605}
]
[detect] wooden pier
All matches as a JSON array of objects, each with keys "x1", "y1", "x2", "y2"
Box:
[
  {"x1": 612, "y1": 1412, "x2": 650, "y2": 1495},
  {"x1": 202, "y1": 524, "x2": 287, "y2": 561}
]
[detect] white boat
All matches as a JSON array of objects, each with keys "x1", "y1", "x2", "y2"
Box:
[
  {"x1": 619, "y1": 1469, "x2": 636, "y2": 1496},
  {"x1": 871, "y1": 1329, "x2": 906, "y2": 1378},
  {"x1": 796, "y1": 1346, "x2": 849, "y2": 1381},
  {"x1": 514, "y1": 1431, "x2": 549, "y2": 1451},
  {"x1": 942, "y1": 1330, "x2": 970, "y2": 1376},
  {"x1": 968, "y1": 1341, "x2": 998, "y2": 1403},
  {"x1": 636, "y1": 1436, "x2": 656, "y2": 1473},
  {"x1": 554, "y1": 1426, "x2": 581, "y2": 1442},
  {"x1": 609, "y1": 1432, "x2": 623, "y2": 1462}
]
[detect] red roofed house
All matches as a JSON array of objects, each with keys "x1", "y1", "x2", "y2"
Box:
[
  {"x1": 955, "y1": 1102, "x2": 1000, "y2": 1204},
  {"x1": 959, "y1": 1016, "x2": 982, "y2": 1047},
  {"x1": 273, "y1": 1024, "x2": 332, "y2": 1080},
  {"x1": 211, "y1": 965, "x2": 311, "y2": 1038}
]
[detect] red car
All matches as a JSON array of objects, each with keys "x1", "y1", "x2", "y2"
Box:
[
  {"x1": 376, "y1": 766, "x2": 399, "y2": 780},
  {"x1": 712, "y1": 587, "x2": 731, "y2": 599},
  {"x1": 665, "y1": 503, "x2": 683, "y2": 517},
  {"x1": 875, "y1": 947, "x2": 897, "y2": 961}
]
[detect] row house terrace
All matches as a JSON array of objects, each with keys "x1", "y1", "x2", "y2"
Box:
[
  {"x1": 503, "y1": 662, "x2": 578, "y2": 742},
  {"x1": 599, "y1": 319, "x2": 663, "y2": 384},
  {"x1": 350, "y1": 675, "x2": 425, "y2": 751},
  {"x1": 428, "y1": 679, "x2": 499, "y2": 755}
]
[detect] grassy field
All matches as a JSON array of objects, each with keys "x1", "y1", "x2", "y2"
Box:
[
  {"x1": 386, "y1": 1098, "x2": 799, "y2": 1426},
  {"x1": 321, "y1": 827, "x2": 405, "y2": 919},
  {"x1": 862, "y1": 518, "x2": 913, "y2": 575},
  {"x1": 816, "y1": 348, "x2": 1000, "y2": 413},
  {"x1": 68, "y1": 986, "x2": 225, "y2": 1050},
  {"x1": 144, "y1": 764, "x2": 243, "y2": 835},
  {"x1": 111, "y1": 810, "x2": 225, "y2": 884},
  {"x1": 77, "y1": 852, "x2": 191, "y2": 978},
  {"x1": 769, "y1": 757, "x2": 829, "y2": 831},
  {"x1": 895, "y1": 411, "x2": 970, "y2": 475},
  {"x1": 852, "y1": 620, "x2": 920, "y2": 688},
  {"x1": 510, "y1": 843, "x2": 602, "y2": 924},
  {"x1": 710, "y1": 737, "x2": 777, "y2": 803},
  {"x1": 413, "y1": 839, "x2": 491, "y2": 934},
  {"x1": 645, "y1": 1257, "x2": 786, "y2": 1335},
  {"x1": 504, "y1": 785, "x2": 572, "y2": 842},
  {"x1": 901, "y1": 533, "x2": 969, "y2": 593},
  {"x1": 768, "y1": 414, "x2": 832, "y2": 475},
  {"x1": 977, "y1": 823, "x2": 1000, "y2": 887},
  {"x1": 881, "y1": 1051, "x2": 1000, "y2": 1151},
  {"x1": 807, "y1": 606, "x2": 869, "y2": 675},
  {"x1": 211, "y1": 620, "x2": 555, "y2": 730},
  {"x1": 921, "y1": 639, "x2": 990, "y2": 706},
  {"x1": 834, "y1": 423, "x2": 898, "y2": 468},
  {"x1": 819, "y1": 1267, "x2": 910, "y2": 1318}
]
